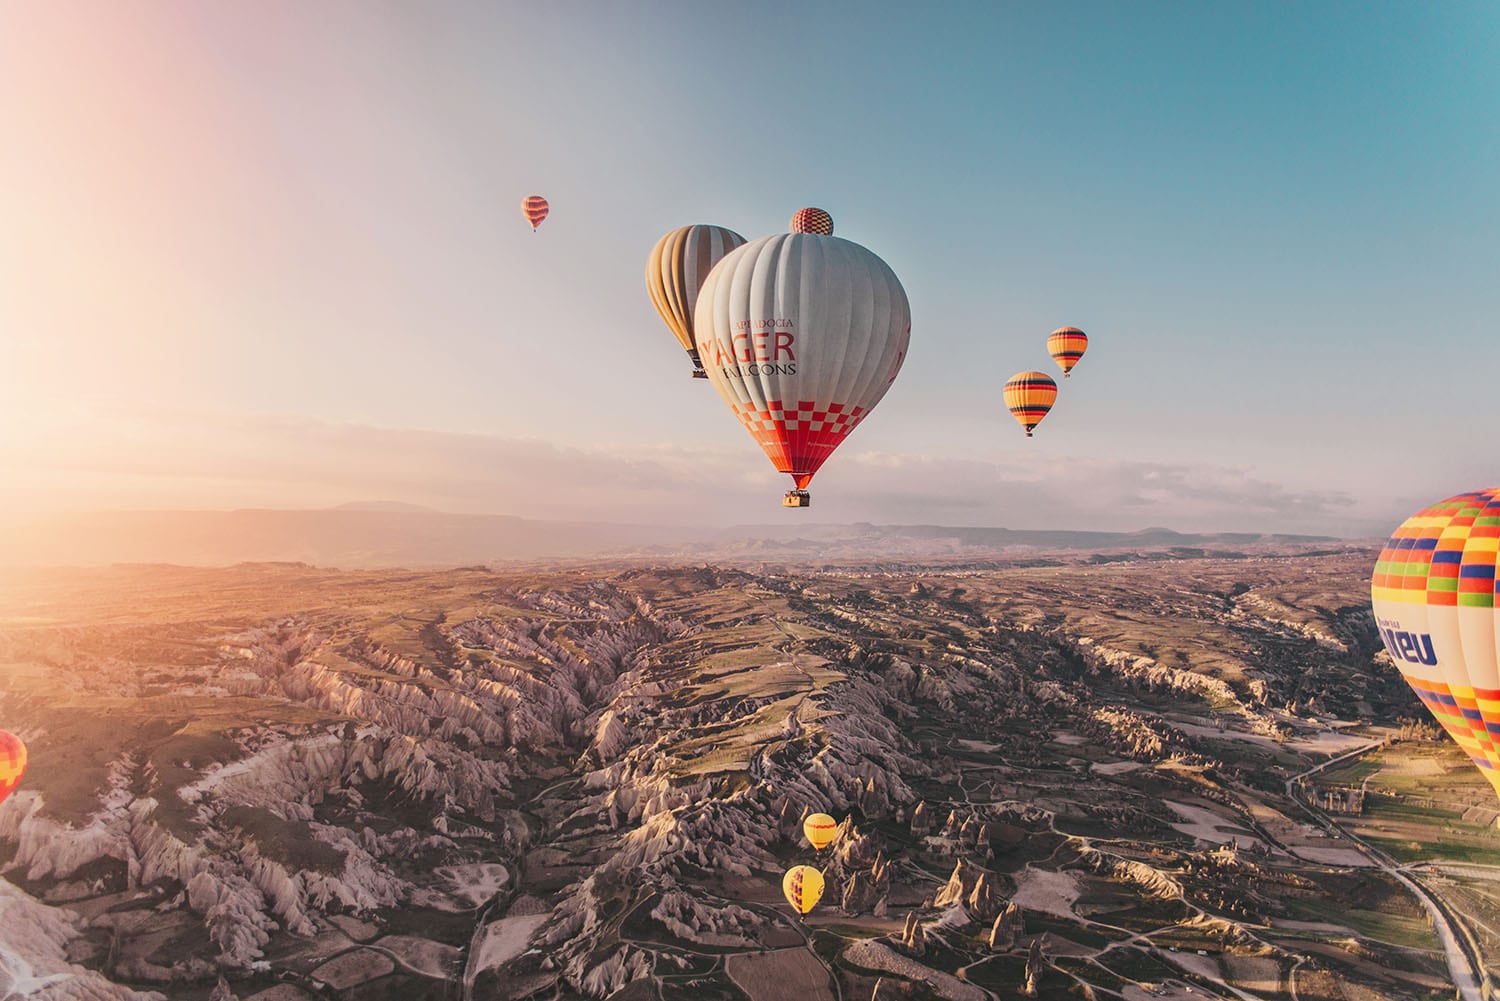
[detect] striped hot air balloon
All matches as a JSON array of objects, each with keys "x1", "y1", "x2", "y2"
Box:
[
  {"x1": 803, "y1": 813, "x2": 838, "y2": 850},
  {"x1": 521, "y1": 195, "x2": 549, "y2": 231},
  {"x1": 1003, "y1": 371, "x2": 1058, "y2": 437},
  {"x1": 645, "y1": 225, "x2": 748, "y2": 378},
  {"x1": 0, "y1": 730, "x2": 26, "y2": 807},
  {"x1": 695, "y1": 233, "x2": 910, "y2": 506},
  {"x1": 790, "y1": 207, "x2": 833, "y2": 235},
  {"x1": 782, "y1": 865, "x2": 825, "y2": 916},
  {"x1": 1047, "y1": 327, "x2": 1089, "y2": 378},
  {"x1": 1371, "y1": 489, "x2": 1500, "y2": 799}
]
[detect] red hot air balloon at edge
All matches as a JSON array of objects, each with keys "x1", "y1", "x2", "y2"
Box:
[
  {"x1": 0, "y1": 730, "x2": 26, "y2": 807},
  {"x1": 521, "y1": 195, "x2": 549, "y2": 231}
]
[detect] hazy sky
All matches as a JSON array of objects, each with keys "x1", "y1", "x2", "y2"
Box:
[{"x1": 2, "y1": 2, "x2": 1496, "y2": 536}]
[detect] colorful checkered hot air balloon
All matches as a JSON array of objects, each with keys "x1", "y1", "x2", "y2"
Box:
[
  {"x1": 521, "y1": 195, "x2": 549, "y2": 231},
  {"x1": 1003, "y1": 371, "x2": 1058, "y2": 437},
  {"x1": 782, "y1": 865, "x2": 825, "y2": 916},
  {"x1": 803, "y1": 813, "x2": 838, "y2": 851},
  {"x1": 695, "y1": 233, "x2": 910, "y2": 507},
  {"x1": 1371, "y1": 488, "x2": 1500, "y2": 798},
  {"x1": 1047, "y1": 327, "x2": 1089, "y2": 378},
  {"x1": 645, "y1": 225, "x2": 748, "y2": 378},
  {"x1": 0, "y1": 730, "x2": 26, "y2": 807},
  {"x1": 790, "y1": 207, "x2": 833, "y2": 235}
]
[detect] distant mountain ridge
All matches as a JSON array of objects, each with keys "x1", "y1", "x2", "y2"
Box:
[{"x1": 0, "y1": 507, "x2": 1347, "y2": 568}]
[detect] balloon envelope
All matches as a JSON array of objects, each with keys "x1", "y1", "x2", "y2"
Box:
[
  {"x1": 695, "y1": 233, "x2": 910, "y2": 493},
  {"x1": 804, "y1": 813, "x2": 838, "y2": 850},
  {"x1": 0, "y1": 730, "x2": 25, "y2": 807},
  {"x1": 1047, "y1": 327, "x2": 1088, "y2": 377},
  {"x1": 790, "y1": 207, "x2": 834, "y2": 235},
  {"x1": 1003, "y1": 371, "x2": 1058, "y2": 437},
  {"x1": 522, "y1": 195, "x2": 549, "y2": 230},
  {"x1": 1371, "y1": 488, "x2": 1500, "y2": 797},
  {"x1": 645, "y1": 225, "x2": 748, "y2": 376},
  {"x1": 782, "y1": 865, "x2": 825, "y2": 914}
]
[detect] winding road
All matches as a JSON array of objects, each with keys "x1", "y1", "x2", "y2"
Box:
[{"x1": 1285, "y1": 743, "x2": 1488, "y2": 1001}]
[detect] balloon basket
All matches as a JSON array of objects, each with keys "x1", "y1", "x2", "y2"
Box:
[
  {"x1": 691, "y1": 370, "x2": 709, "y2": 379},
  {"x1": 783, "y1": 490, "x2": 811, "y2": 508}
]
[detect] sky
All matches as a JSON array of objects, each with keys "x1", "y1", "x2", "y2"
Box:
[{"x1": 2, "y1": 1, "x2": 1497, "y2": 537}]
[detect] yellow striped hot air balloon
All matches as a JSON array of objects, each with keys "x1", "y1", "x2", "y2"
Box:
[
  {"x1": 803, "y1": 813, "x2": 838, "y2": 850},
  {"x1": 1047, "y1": 327, "x2": 1088, "y2": 378},
  {"x1": 1003, "y1": 371, "x2": 1058, "y2": 437},
  {"x1": 646, "y1": 225, "x2": 748, "y2": 378},
  {"x1": 0, "y1": 730, "x2": 26, "y2": 807},
  {"x1": 521, "y1": 195, "x2": 549, "y2": 232},
  {"x1": 782, "y1": 865, "x2": 825, "y2": 916},
  {"x1": 1371, "y1": 489, "x2": 1500, "y2": 798}
]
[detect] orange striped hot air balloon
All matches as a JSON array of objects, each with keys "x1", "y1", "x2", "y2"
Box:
[
  {"x1": 521, "y1": 195, "x2": 549, "y2": 232},
  {"x1": 1003, "y1": 371, "x2": 1058, "y2": 437},
  {"x1": 1047, "y1": 327, "x2": 1088, "y2": 378},
  {"x1": 782, "y1": 865, "x2": 825, "y2": 916},
  {"x1": 790, "y1": 207, "x2": 833, "y2": 235},
  {"x1": 803, "y1": 813, "x2": 838, "y2": 850},
  {"x1": 0, "y1": 730, "x2": 26, "y2": 807}
]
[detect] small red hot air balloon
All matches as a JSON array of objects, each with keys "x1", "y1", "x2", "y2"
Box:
[
  {"x1": 521, "y1": 195, "x2": 549, "y2": 232},
  {"x1": 790, "y1": 207, "x2": 833, "y2": 235}
]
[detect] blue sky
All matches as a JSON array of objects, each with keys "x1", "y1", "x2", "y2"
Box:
[{"x1": 2, "y1": 2, "x2": 1496, "y2": 535}]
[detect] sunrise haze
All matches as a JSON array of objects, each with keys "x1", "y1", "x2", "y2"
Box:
[{"x1": 3, "y1": 2, "x2": 1496, "y2": 540}]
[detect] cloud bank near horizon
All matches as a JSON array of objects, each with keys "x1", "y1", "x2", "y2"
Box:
[{"x1": 2, "y1": 411, "x2": 1401, "y2": 537}]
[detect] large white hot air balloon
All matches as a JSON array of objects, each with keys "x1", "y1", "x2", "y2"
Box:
[{"x1": 694, "y1": 233, "x2": 910, "y2": 507}]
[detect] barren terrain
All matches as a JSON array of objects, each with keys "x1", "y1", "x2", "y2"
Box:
[{"x1": 1, "y1": 548, "x2": 1489, "y2": 1001}]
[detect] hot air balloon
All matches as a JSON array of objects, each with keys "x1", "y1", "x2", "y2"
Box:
[
  {"x1": 803, "y1": 813, "x2": 838, "y2": 851},
  {"x1": 790, "y1": 207, "x2": 834, "y2": 235},
  {"x1": 1047, "y1": 327, "x2": 1088, "y2": 378},
  {"x1": 1003, "y1": 371, "x2": 1058, "y2": 437},
  {"x1": 645, "y1": 225, "x2": 748, "y2": 378},
  {"x1": 695, "y1": 233, "x2": 910, "y2": 507},
  {"x1": 0, "y1": 731, "x2": 26, "y2": 807},
  {"x1": 782, "y1": 865, "x2": 825, "y2": 916},
  {"x1": 1371, "y1": 488, "x2": 1500, "y2": 798},
  {"x1": 521, "y1": 195, "x2": 549, "y2": 231}
]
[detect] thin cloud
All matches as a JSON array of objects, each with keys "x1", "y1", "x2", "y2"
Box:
[{"x1": 1, "y1": 410, "x2": 1387, "y2": 535}]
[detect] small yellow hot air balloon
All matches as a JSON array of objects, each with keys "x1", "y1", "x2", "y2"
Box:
[
  {"x1": 803, "y1": 813, "x2": 838, "y2": 850},
  {"x1": 1003, "y1": 371, "x2": 1058, "y2": 437},
  {"x1": 0, "y1": 730, "x2": 26, "y2": 807},
  {"x1": 1047, "y1": 327, "x2": 1088, "y2": 378},
  {"x1": 782, "y1": 865, "x2": 825, "y2": 916}
]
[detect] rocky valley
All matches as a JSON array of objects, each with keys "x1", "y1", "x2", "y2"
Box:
[{"x1": 1, "y1": 549, "x2": 1494, "y2": 1001}]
